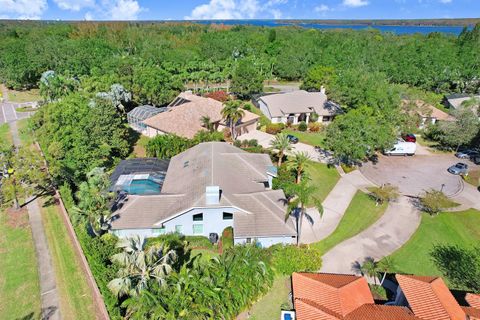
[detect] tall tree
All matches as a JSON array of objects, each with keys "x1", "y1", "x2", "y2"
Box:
[
  {"x1": 438, "y1": 107, "x2": 479, "y2": 150},
  {"x1": 221, "y1": 100, "x2": 245, "y2": 140},
  {"x1": 270, "y1": 133, "x2": 292, "y2": 167},
  {"x1": 231, "y1": 58, "x2": 263, "y2": 99},
  {"x1": 301, "y1": 65, "x2": 336, "y2": 92},
  {"x1": 286, "y1": 151, "x2": 311, "y2": 184}
]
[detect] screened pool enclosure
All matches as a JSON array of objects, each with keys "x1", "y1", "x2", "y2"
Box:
[{"x1": 127, "y1": 105, "x2": 166, "y2": 133}]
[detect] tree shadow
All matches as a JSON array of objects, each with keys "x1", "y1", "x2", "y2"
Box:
[{"x1": 127, "y1": 127, "x2": 141, "y2": 155}]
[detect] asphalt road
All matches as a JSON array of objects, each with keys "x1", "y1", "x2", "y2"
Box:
[{"x1": 0, "y1": 102, "x2": 34, "y2": 125}]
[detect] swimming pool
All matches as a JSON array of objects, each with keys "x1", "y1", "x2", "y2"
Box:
[{"x1": 125, "y1": 179, "x2": 162, "y2": 195}]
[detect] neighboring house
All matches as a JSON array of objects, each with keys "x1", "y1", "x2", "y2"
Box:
[
  {"x1": 253, "y1": 89, "x2": 341, "y2": 124},
  {"x1": 445, "y1": 93, "x2": 480, "y2": 109},
  {"x1": 403, "y1": 99, "x2": 454, "y2": 129},
  {"x1": 110, "y1": 142, "x2": 297, "y2": 247},
  {"x1": 140, "y1": 92, "x2": 259, "y2": 139},
  {"x1": 290, "y1": 272, "x2": 480, "y2": 320},
  {"x1": 127, "y1": 105, "x2": 167, "y2": 136}
]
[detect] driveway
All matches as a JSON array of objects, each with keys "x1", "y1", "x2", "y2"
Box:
[
  {"x1": 240, "y1": 130, "x2": 331, "y2": 163},
  {"x1": 360, "y1": 153, "x2": 467, "y2": 197},
  {"x1": 0, "y1": 102, "x2": 34, "y2": 124}
]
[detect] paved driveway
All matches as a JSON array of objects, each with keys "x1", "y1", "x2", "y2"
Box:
[
  {"x1": 240, "y1": 130, "x2": 331, "y2": 163},
  {"x1": 0, "y1": 102, "x2": 34, "y2": 124},
  {"x1": 360, "y1": 153, "x2": 469, "y2": 197}
]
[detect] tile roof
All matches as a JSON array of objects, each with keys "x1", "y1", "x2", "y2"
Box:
[
  {"x1": 466, "y1": 293, "x2": 480, "y2": 309},
  {"x1": 111, "y1": 142, "x2": 296, "y2": 238},
  {"x1": 396, "y1": 274, "x2": 466, "y2": 320},
  {"x1": 292, "y1": 273, "x2": 374, "y2": 318},
  {"x1": 258, "y1": 90, "x2": 340, "y2": 117},
  {"x1": 345, "y1": 304, "x2": 420, "y2": 320},
  {"x1": 463, "y1": 306, "x2": 480, "y2": 320},
  {"x1": 143, "y1": 92, "x2": 259, "y2": 138}
]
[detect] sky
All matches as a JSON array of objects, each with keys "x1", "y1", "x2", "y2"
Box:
[{"x1": 0, "y1": 0, "x2": 478, "y2": 21}]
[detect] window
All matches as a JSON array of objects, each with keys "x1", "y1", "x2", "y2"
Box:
[
  {"x1": 246, "y1": 238, "x2": 252, "y2": 244},
  {"x1": 223, "y1": 212, "x2": 233, "y2": 220},
  {"x1": 175, "y1": 225, "x2": 183, "y2": 234},
  {"x1": 193, "y1": 213, "x2": 203, "y2": 221},
  {"x1": 152, "y1": 228, "x2": 166, "y2": 236},
  {"x1": 193, "y1": 224, "x2": 203, "y2": 235}
]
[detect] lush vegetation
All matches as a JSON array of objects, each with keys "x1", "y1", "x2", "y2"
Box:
[
  {"x1": 387, "y1": 209, "x2": 480, "y2": 277},
  {"x1": 312, "y1": 191, "x2": 387, "y2": 254},
  {"x1": 269, "y1": 244, "x2": 322, "y2": 275},
  {"x1": 248, "y1": 276, "x2": 291, "y2": 320},
  {"x1": 0, "y1": 209, "x2": 41, "y2": 319}
]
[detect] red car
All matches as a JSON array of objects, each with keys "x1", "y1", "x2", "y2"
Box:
[{"x1": 402, "y1": 134, "x2": 416, "y2": 143}]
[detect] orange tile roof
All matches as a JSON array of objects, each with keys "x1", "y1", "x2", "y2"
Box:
[
  {"x1": 463, "y1": 306, "x2": 480, "y2": 320},
  {"x1": 345, "y1": 304, "x2": 420, "y2": 320},
  {"x1": 466, "y1": 293, "x2": 480, "y2": 309},
  {"x1": 396, "y1": 274, "x2": 466, "y2": 320},
  {"x1": 292, "y1": 273, "x2": 374, "y2": 318},
  {"x1": 295, "y1": 298, "x2": 342, "y2": 320}
]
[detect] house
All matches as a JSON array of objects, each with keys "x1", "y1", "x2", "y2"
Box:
[
  {"x1": 140, "y1": 92, "x2": 259, "y2": 139},
  {"x1": 127, "y1": 105, "x2": 167, "y2": 136},
  {"x1": 290, "y1": 272, "x2": 480, "y2": 320},
  {"x1": 253, "y1": 89, "x2": 341, "y2": 124},
  {"x1": 402, "y1": 99, "x2": 454, "y2": 129},
  {"x1": 110, "y1": 142, "x2": 297, "y2": 247},
  {"x1": 445, "y1": 93, "x2": 480, "y2": 109}
]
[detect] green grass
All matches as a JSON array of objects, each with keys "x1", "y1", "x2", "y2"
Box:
[
  {"x1": 248, "y1": 276, "x2": 291, "y2": 320},
  {"x1": 17, "y1": 118, "x2": 34, "y2": 146},
  {"x1": 0, "y1": 209, "x2": 41, "y2": 319},
  {"x1": 464, "y1": 169, "x2": 480, "y2": 188},
  {"x1": 6, "y1": 88, "x2": 41, "y2": 103},
  {"x1": 41, "y1": 199, "x2": 96, "y2": 320},
  {"x1": 312, "y1": 191, "x2": 387, "y2": 254},
  {"x1": 131, "y1": 135, "x2": 151, "y2": 158},
  {"x1": 0, "y1": 123, "x2": 12, "y2": 145},
  {"x1": 305, "y1": 161, "x2": 340, "y2": 203},
  {"x1": 283, "y1": 129, "x2": 327, "y2": 148},
  {"x1": 387, "y1": 209, "x2": 480, "y2": 276}
]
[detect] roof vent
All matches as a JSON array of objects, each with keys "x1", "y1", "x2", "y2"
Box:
[{"x1": 206, "y1": 186, "x2": 220, "y2": 205}]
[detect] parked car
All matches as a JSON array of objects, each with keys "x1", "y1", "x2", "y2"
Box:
[
  {"x1": 286, "y1": 134, "x2": 299, "y2": 144},
  {"x1": 384, "y1": 142, "x2": 416, "y2": 156},
  {"x1": 402, "y1": 133, "x2": 416, "y2": 143},
  {"x1": 455, "y1": 149, "x2": 479, "y2": 159},
  {"x1": 472, "y1": 155, "x2": 480, "y2": 165},
  {"x1": 447, "y1": 162, "x2": 469, "y2": 176}
]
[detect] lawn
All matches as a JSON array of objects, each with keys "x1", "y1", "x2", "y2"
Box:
[
  {"x1": 464, "y1": 169, "x2": 479, "y2": 188},
  {"x1": 0, "y1": 123, "x2": 12, "y2": 145},
  {"x1": 305, "y1": 161, "x2": 340, "y2": 203},
  {"x1": 41, "y1": 199, "x2": 97, "y2": 320},
  {"x1": 311, "y1": 191, "x2": 387, "y2": 254},
  {"x1": 283, "y1": 129, "x2": 327, "y2": 148},
  {"x1": 387, "y1": 209, "x2": 480, "y2": 276},
  {"x1": 17, "y1": 118, "x2": 35, "y2": 146},
  {"x1": 6, "y1": 88, "x2": 41, "y2": 103},
  {"x1": 0, "y1": 209, "x2": 41, "y2": 319},
  {"x1": 248, "y1": 276, "x2": 291, "y2": 320},
  {"x1": 130, "y1": 135, "x2": 151, "y2": 158}
]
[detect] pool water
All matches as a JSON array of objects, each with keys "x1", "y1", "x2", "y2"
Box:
[{"x1": 125, "y1": 179, "x2": 162, "y2": 195}]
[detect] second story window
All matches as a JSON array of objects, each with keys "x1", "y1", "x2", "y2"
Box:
[
  {"x1": 193, "y1": 213, "x2": 203, "y2": 221},
  {"x1": 223, "y1": 212, "x2": 233, "y2": 220}
]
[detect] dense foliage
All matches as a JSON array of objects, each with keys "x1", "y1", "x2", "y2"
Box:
[
  {"x1": 146, "y1": 131, "x2": 224, "y2": 158},
  {"x1": 269, "y1": 244, "x2": 322, "y2": 275}
]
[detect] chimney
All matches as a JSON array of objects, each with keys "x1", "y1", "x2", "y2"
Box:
[
  {"x1": 206, "y1": 186, "x2": 220, "y2": 205},
  {"x1": 320, "y1": 86, "x2": 326, "y2": 94}
]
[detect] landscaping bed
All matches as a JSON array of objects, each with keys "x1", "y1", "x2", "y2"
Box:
[{"x1": 387, "y1": 209, "x2": 480, "y2": 276}]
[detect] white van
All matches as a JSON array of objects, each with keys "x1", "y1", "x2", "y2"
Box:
[{"x1": 384, "y1": 142, "x2": 416, "y2": 156}]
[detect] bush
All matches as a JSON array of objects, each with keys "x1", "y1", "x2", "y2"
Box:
[
  {"x1": 269, "y1": 244, "x2": 322, "y2": 275},
  {"x1": 309, "y1": 112, "x2": 319, "y2": 123},
  {"x1": 221, "y1": 226, "x2": 234, "y2": 249},
  {"x1": 368, "y1": 184, "x2": 399, "y2": 205},
  {"x1": 185, "y1": 235, "x2": 214, "y2": 249},
  {"x1": 146, "y1": 134, "x2": 193, "y2": 158},
  {"x1": 59, "y1": 182, "x2": 75, "y2": 212},
  {"x1": 298, "y1": 121, "x2": 308, "y2": 132},
  {"x1": 419, "y1": 189, "x2": 459, "y2": 215},
  {"x1": 204, "y1": 90, "x2": 229, "y2": 102},
  {"x1": 266, "y1": 123, "x2": 285, "y2": 134},
  {"x1": 243, "y1": 103, "x2": 253, "y2": 111},
  {"x1": 308, "y1": 122, "x2": 322, "y2": 132}
]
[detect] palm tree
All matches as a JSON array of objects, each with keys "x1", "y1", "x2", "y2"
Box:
[
  {"x1": 286, "y1": 179, "x2": 323, "y2": 245},
  {"x1": 270, "y1": 133, "x2": 292, "y2": 167},
  {"x1": 108, "y1": 236, "x2": 177, "y2": 298},
  {"x1": 286, "y1": 151, "x2": 311, "y2": 184},
  {"x1": 200, "y1": 115, "x2": 214, "y2": 133},
  {"x1": 378, "y1": 257, "x2": 394, "y2": 286},
  {"x1": 360, "y1": 257, "x2": 380, "y2": 285},
  {"x1": 221, "y1": 100, "x2": 245, "y2": 140}
]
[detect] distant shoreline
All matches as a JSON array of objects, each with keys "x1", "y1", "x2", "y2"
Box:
[{"x1": 275, "y1": 18, "x2": 479, "y2": 27}]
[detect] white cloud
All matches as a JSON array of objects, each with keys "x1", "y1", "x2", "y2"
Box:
[
  {"x1": 0, "y1": 0, "x2": 47, "y2": 19},
  {"x1": 53, "y1": 0, "x2": 95, "y2": 11},
  {"x1": 439, "y1": 0, "x2": 452, "y2": 3},
  {"x1": 84, "y1": 12, "x2": 94, "y2": 20},
  {"x1": 108, "y1": 0, "x2": 142, "y2": 20},
  {"x1": 186, "y1": 0, "x2": 284, "y2": 20},
  {"x1": 314, "y1": 4, "x2": 330, "y2": 12},
  {"x1": 342, "y1": 0, "x2": 369, "y2": 7}
]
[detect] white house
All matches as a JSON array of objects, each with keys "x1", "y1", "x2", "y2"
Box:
[
  {"x1": 110, "y1": 142, "x2": 297, "y2": 247},
  {"x1": 254, "y1": 89, "x2": 341, "y2": 124}
]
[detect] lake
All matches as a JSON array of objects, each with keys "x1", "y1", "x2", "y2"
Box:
[{"x1": 189, "y1": 19, "x2": 467, "y2": 35}]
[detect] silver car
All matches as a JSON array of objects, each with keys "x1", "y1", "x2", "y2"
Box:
[{"x1": 448, "y1": 163, "x2": 469, "y2": 176}]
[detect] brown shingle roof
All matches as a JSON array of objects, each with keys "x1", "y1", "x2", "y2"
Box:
[
  {"x1": 396, "y1": 274, "x2": 466, "y2": 320},
  {"x1": 292, "y1": 273, "x2": 374, "y2": 318},
  {"x1": 111, "y1": 142, "x2": 296, "y2": 238},
  {"x1": 143, "y1": 92, "x2": 259, "y2": 138}
]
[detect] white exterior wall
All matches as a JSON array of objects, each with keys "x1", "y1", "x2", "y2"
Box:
[
  {"x1": 144, "y1": 125, "x2": 166, "y2": 138},
  {"x1": 234, "y1": 236, "x2": 295, "y2": 248},
  {"x1": 258, "y1": 100, "x2": 273, "y2": 121}
]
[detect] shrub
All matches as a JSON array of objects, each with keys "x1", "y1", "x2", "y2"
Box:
[
  {"x1": 419, "y1": 189, "x2": 459, "y2": 215},
  {"x1": 309, "y1": 112, "x2": 319, "y2": 123},
  {"x1": 221, "y1": 226, "x2": 234, "y2": 249},
  {"x1": 233, "y1": 139, "x2": 242, "y2": 147},
  {"x1": 298, "y1": 121, "x2": 308, "y2": 132},
  {"x1": 266, "y1": 123, "x2": 285, "y2": 134},
  {"x1": 243, "y1": 103, "x2": 253, "y2": 111},
  {"x1": 308, "y1": 122, "x2": 322, "y2": 132},
  {"x1": 185, "y1": 235, "x2": 214, "y2": 249},
  {"x1": 368, "y1": 184, "x2": 399, "y2": 205},
  {"x1": 59, "y1": 182, "x2": 75, "y2": 212},
  {"x1": 204, "y1": 90, "x2": 229, "y2": 102},
  {"x1": 146, "y1": 134, "x2": 193, "y2": 158},
  {"x1": 269, "y1": 244, "x2": 322, "y2": 275}
]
